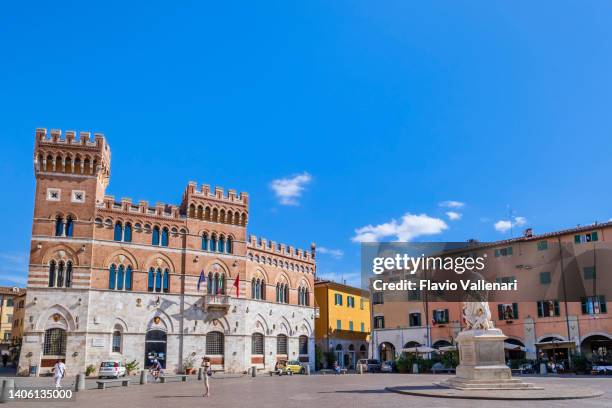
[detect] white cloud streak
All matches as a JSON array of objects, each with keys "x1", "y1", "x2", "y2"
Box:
[
  {"x1": 439, "y1": 200, "x2": 465, "y2": 209},
  {"x1": 317, "y1": 247, "x2": 344, "y2": 259},
  {"x1": 352, "y1": 213, "x2": 448, "y2": 242},
  {"x1": 270, "y1": 172, "x2": 312, "y2": 206},
  {"x1": 446, "y1": 211, "x2": 462, "y2": 221}
]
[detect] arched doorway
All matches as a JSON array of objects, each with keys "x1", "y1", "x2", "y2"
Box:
[
  {"x1": 536, "y1": 336, "x2": 571, "y2": 362},
  {"x1": 504, "y1": 338, "x2": 526, "y2": 361},
  {"x1": 432, "y1": 340, "x2": 452, "y2": 349},
  {"x1": 145, "y1": 330, "x2": 167, "y2": 368},
  {"x1": 581, "y1": 335, "x2": 612, "y2": 364},
  {"x1": 379, "y1": 342, "x2": 395, "y2": 362}
]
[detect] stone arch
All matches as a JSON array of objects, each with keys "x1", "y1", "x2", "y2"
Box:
[
  {"x1": 203, "y1": 258, "x2": 232, "y2": 278},
  {"x1": 581, "y1": 332, "x2": 612, "y2": 342},
  {"x1": 252, "y1": 266, "x2": 269, "y2": 283},
  {"x1": 103, "y1": 249, "x2": 139, "y2": 270},
  {"x1": 298, "y1": 318, "x2": 312, "y2": 336},
  {"x1": 41, "y1": 244, "x2": 81, "y2": 266},
  {"x1": 203, "y1": 316, "x2": 230, "y2": 333},
  {"x1": 275, "y1": 271, "x2": 293, "y2": 288},
  {"x1": 296, "y1": 277, "x2": 312, "y2": 291},
  {"x1": 536, "y1": 334, "x2": 567, "y2": 343},
  {"x1": 251, "y1": 313, "x2": 270, "y2": 334},
  {"x1": 36, "y1": 304, "x2": 77, "y2": 331},
  {"x1": 143, "y1": 252, "x2": 176, "y2": 273},
  {"x1": 112, "y1": 317, "x2": 129, "y2": 332},
  {"x1": 275, "y1": 315, "x2": 292, "y2": 335},
  {"x1": 141, "y1": 309, "x2": 175, "y2": 333}
]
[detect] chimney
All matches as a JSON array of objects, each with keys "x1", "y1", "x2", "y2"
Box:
[{"x1": 524, "y1": 228, "x2": 533, "y2": 238}]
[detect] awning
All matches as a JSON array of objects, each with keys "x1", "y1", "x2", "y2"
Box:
[
  {"x1": 437, "y1": 345, "x2": 458, "y2": 352},
  {"x1": 535, "y1": 341, "x2": 576, "y2": 350},
  {"x1": 504, "y1": 342, "x2": 526, "y2": 351},
  {"x1": 402, "y1": 346, "x2": 436, "y2": 353}
]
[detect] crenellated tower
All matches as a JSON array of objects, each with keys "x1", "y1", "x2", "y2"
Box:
[{"x1": 33, "y1": 128, "x2": 111, "y2": 231}]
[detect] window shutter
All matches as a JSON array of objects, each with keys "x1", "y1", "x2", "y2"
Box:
[
  {"x1": 592, "y1": 231, "x2": 598, "y2": 241},
  {"x1": 444, "y1": 309, "x2": 449, "y2": 323},
  {"x1": 599, "y1": 296, "x2": 607, "y2": 314},
  {"x1": 537, "y1": 301, "x2": 543, "y2": 317},
  {"x1": 497, "y1": 304, "x2": 503, "y2": 320},
  {"x1": 581, "y1": 298, "x2": 587, "y2": 314},
  {"x1": 553, "y1": 300, "x2": 560, "y2": 316},
  {"x1": 512, "y1": 303, "x2": 519, "y2": 319}
]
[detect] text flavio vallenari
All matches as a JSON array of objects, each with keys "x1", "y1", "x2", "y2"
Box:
[
  {"x1": 371, "y1": 279, "x2": 518, "y2": 292},
  {"x1": 370, "y1": 253, "x2": 518, "y2": 292}
]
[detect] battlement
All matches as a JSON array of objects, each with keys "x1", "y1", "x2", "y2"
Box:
[
  {"x1": 247, "y1": 235, "x2": 315, "y2": 263},
  {"x1": 185, "y1": 181, "x2": 249, "y2": 206},
  {"x1": 99, "y1": 195, "x2": 182, "y2": 219},
  {"x1": 34, "y1": 128, "x2": 111, "y2": 178}
]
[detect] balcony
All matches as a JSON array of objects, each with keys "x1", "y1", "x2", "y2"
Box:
[{"x1": 202, "y1": 294, "x2": 230, "y2": 312}]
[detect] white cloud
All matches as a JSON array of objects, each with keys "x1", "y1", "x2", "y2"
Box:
[
  {"x1": 514, "y1": 216, "x2": 527, "y2": 226},
  {"x1": 494, "y1": 216, "x2": 527, "y2": 233},
  {"x1": 439, "y1": 200, "x2": 465, "y2": 209},
  {"x1": 270, "y1": 172, "x2": 312, "y2": 206},
  {"x1": 352, "y1": 213, "x2": 448, "y2": 242},
  {"x1": 317, "y1": 247, "x2": 344, "y2": 259},
  {"x1": 494, "y1": 220, "x2": 513, "y2": 233},
  {"x1": 446, "y1": 211, "x2": 462, "y2": 221}
]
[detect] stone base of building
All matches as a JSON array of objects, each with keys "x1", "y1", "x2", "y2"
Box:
[{"x1": 440, "y1": 329, "x2": 540, "y2": 390}]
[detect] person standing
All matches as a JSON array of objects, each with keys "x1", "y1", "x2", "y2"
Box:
[
  {"x1": 201, "y1": 357, "x2": 211, "y2": 397},
  {"x1": 53, "y1": 360, "x2": 66, "y2": 388}
]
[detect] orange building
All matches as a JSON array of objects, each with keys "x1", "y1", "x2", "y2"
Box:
[{"x1": 372, "y1": 224, "x2": 612, "y2": 365}]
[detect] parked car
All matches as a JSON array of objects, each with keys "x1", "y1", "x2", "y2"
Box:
[
  {"x1": 380, "y1": 360, "x2": 394, "y2": 373},
  {"x1": 279, "y1": 360, "x2": 306, "y2": 374},
  {"x1": 98, "y1": 360, "x2": 126, "y2": 378},
  {"x1": 357, "y1": 359, "x2": 381, "y2": 372}
]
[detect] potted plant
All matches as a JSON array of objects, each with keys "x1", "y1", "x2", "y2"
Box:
[
  {"x1": 126, "y1": 360, "x2": 139, "y2": 376},
  {"x1": 183, "y1": 355, "x2": 196, "y2": 375}
]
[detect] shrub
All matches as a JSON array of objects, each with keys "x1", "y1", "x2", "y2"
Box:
[
  {"x1": 126, "y1": 360, "x2": 139, "y2": 375},
  {"x1": 85, "y1": 364, "x2": 96, "y2": 376},
  {"x1": 441, "y1": 351, "x2": 459, "y2": 368}
]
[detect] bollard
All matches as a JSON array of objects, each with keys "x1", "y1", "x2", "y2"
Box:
[
  {"x1": 540, "y1": 363, "x2": 547, "y2": 375},
  {"x1": 305, "y1": 365, "x2": 310, "y2": 375},
  {"x1": 197, "y1": 367, "x2": 203, "y2": 381},
  {"x1": 140, "y1": 370, "x2": 148, "y2": 385},
  {"x1": 75, "y1": 373, "x2": 86, "y2": 392},
  {"x1": 412, "y1": 363, "x2": 419, "y2": 374},
  {"x1": 251, "y1": 366, "x2": 256, "y2": 377},
  {"x1": 1, "y1": 379, "x2": 15, "y2": 403},
  {"x1": 358, "y1": 364, "x2": 363, "y2": 374}
]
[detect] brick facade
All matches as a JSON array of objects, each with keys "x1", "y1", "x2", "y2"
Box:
[{"x1": 18, "y1": 128, "x2": 316, "y2": 375}]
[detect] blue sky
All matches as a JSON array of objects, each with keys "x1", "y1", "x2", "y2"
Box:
[{"x1": 1, "y1": 1, "x2": 612, "y2": 287}]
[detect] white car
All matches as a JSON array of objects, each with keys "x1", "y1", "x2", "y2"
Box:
[{"x1": 98, "y1": 360, "x2": 126, "y2": 378}]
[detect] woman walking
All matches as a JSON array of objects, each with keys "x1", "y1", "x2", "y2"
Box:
[{"x1": 202, "y1": 357, "x2": 211, "y2": 397}]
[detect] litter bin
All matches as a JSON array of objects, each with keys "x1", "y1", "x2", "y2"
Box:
[{"x1": 29, "y1": 364, "x2": 39, "y2": 376}]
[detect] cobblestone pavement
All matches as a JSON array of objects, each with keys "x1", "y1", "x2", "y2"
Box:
[{"x1": 4, "y1": 373, "x2": 612, "y2": 408}]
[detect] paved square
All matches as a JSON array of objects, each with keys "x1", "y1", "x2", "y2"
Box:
[{"x1": 5, "y1": 373, "x2": 612, "y2": 408}]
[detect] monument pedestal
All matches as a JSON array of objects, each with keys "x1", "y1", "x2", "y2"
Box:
[{"x1": 441, "y1": 329, "x2": 540, "y2": 390}]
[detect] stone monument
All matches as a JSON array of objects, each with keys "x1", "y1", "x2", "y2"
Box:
[{"x1": 441, "y1": 301, "x2": 540, "y2": 390}]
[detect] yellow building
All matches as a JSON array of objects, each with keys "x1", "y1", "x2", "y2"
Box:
[
  {"x1": 0, "y1": 287, "x2": 25, "y2": 355},
  {"x1": 314, "y1": 280, "x2": 370, "y2": 369}
]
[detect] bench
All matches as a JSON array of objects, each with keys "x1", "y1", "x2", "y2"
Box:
[
  {"x1": 268, "y1": 370, "x2": 293, "y2": 376},
  {"x1": 319, "y1": 368, "x2": 347, "y2": 375},
  {"x1": 96, "y1": 379, "x2": 130, "y2": 389},
  {"x1": 159, "y1": 374, "x2": 188, "y2": 383},
  {"x1": 431, "y1": 367, "x2": 455, "y2": 374}
]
